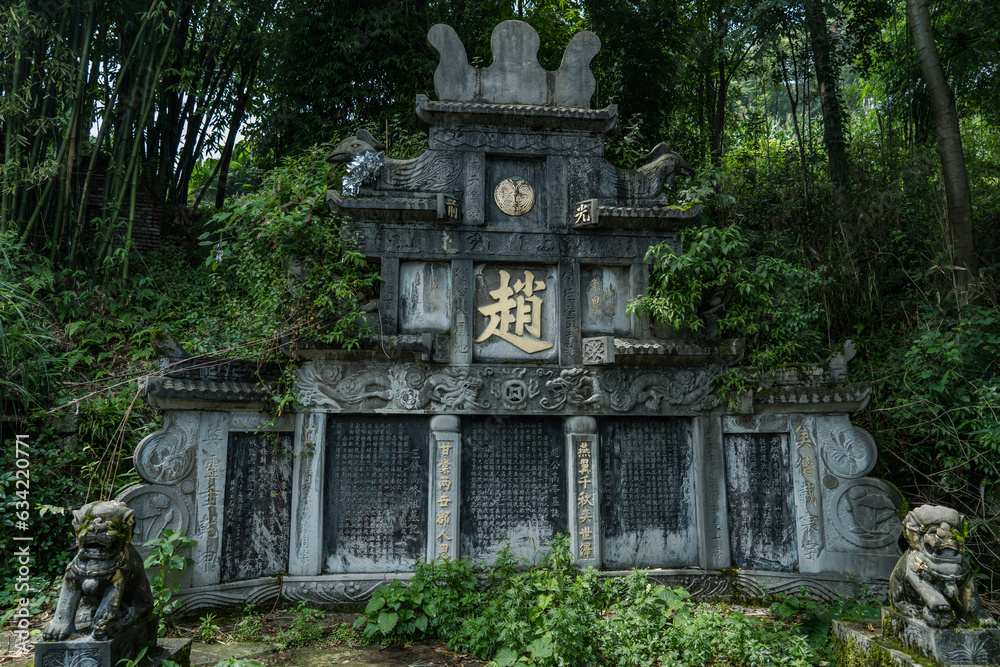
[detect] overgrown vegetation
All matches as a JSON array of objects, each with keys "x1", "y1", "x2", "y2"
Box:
[{"x1": 353, "y1": 537, "x2": 872, "y2": 666}]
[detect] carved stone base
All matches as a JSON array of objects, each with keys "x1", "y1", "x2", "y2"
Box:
[
  {"x1": 34, "y1": 619, "x2": 156, "y2": 667},
  {"x1": 882, "y1": 607, "x2": 1000, "y2": 666},
  {"x1": 152, "y1": 638, "x2": 192, "y2": 667}
]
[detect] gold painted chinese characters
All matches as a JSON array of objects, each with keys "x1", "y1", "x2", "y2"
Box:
[
  {"x1": 476, "y1": 269, "x2": 553, "y2": 354},
  {"x1": 494, "y1": 178, "x2": 535, "y2": 216}
]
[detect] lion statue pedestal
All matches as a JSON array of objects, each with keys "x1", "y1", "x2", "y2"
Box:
[
  {"x1": 881, "y1": 505, "x2": 1000, "y2": 666},
  {"x1": 34, "y1": 500, "x2": 191, "y2": 667}
]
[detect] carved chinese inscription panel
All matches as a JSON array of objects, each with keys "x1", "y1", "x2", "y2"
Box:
[
  {"x1": 323, "y1": 417, "x2": 429, "y2": 573},
  {"x1": 400, "y1": 261, "x2": 452, "y2": 333},
  {"x1": 599, "y1": 418, "x2": 697, "y2": 569},
  {"x1": 724, "y1": 433, "x2": 798, "y2": 572},
  {"x1": 460, "y1": 417, "x2": 567, "y2": 564},
  {"x1": 580, "y1": 265, "x2": 630, "y2": 335},
  {"x1": 473, "y1": 264, "x2": 559, "y2": 362},
  {"x1": 220, "y1": 432, "x2": 293, "y2": 582}
]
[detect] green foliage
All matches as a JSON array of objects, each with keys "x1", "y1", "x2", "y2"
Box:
[
  {"x1": 632, "y1": 224, "x2": 828, "y2": 367},
  {"x1": 143, "y1": 529, "x2": 197, "y2": 636},
  {"x1": 355, "y1": 555, "x2": 478, "y2": 641},
  {"x1": 354, "y1": 536, "x2": 827, "y2": 667},
  {"x1": 275, "y1": 601, "x2": 327, "y2": 649},
  {"x1": 198, "y1": 142, "x2": 380, "y2": 358}
]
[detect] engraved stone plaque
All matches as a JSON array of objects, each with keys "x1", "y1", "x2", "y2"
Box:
[
  {"x1": 323, "y1": 417, "x2": 428, "y2": 573},
  {"x1": 724, "y1": 433, "x2": 798, "y2": 571},
  {"x1": 599, "y1": 418, "x2": 697, "y2": 569},
  {"x1": 473, "y1": 264, "x2": 558, "y2": 362},
  {"x1": 400, "y1": 261, "x2": 452, "y2": 333},
  {"x1": 580, "y1": 265, "x2": 630, "y2": 335},
  {"x1": 460, "y1": 417, "x2": 567, "y2": 563},
  {"x1": 221, "y1": 432, "x2": 293, "y2": 582}
]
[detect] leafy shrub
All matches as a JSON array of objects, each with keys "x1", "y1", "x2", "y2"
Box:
[
  {"x1": 276, "y1": 601, "x2": 327, "y2": 649},
  {"x1": 144, "y1": 529, "x2": 197, "y2": 636},
  {"x1": 632, "y1": 224, "x2": 828, "y2": 367}
]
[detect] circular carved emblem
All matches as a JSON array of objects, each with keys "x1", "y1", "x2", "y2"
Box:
[
  {"x1": 822, "y1": 425, "x2": 877, "y2": 479},
  {"x1": 494, "y1": 178, "x2": 535, "y2": 216},
  {"x1": 831, "y1": 479, "x2": 902, "y2": 548},
  {"x1": 501, "y1": 380, "x2": 528, "y2": 404}
]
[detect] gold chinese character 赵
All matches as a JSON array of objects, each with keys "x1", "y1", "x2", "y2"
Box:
[
  {"x1": 579, "y1": 509, "x2": 593, "y2": 523},
  {"x1": 580, "y1": 541, "x2": 593, "y2": 558},
  {"x1": 475, "y1": 269, "x2": 553, "y2": 353},
  {"x1": 574, "y1": 201, "x2": 592, "y2": 226},
  {"x1": 578, "y1": 491, "x2": 594, "y2": 507},
  {"x1": 437, "y1": 510, "x2": 451, "y2": 525}
]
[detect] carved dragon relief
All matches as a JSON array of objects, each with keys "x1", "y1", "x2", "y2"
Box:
[
  {"x1": 328, "y1": 129, "x2": 461, "y2": 194},
  {"x1": 298, "y1": 362, "x2": 722, "y2": 414},
  {"x1": 602, "y1": 367, "x2": 719, "y2": 412}
]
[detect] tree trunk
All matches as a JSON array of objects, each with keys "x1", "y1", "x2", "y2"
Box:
[
  {"x1": 805, "y1": 0, "x2": 850, "y2": 205},
  {"x1": 905, "y1": 0, "x2": 978, "y2": 287}
]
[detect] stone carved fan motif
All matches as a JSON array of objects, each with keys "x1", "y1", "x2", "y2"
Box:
[{"x1": 494, "y1": 178, "x2": 535, "y2": 216}]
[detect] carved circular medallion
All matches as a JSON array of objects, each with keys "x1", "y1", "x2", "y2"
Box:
[
  {"x1": 830, "y1": 479, "x2": 902, "y2": 548},
  {"x1": 115, "y1": 483, "x2": 190, "y2": 556},
  {"x1": 494, "y1": 178, "x2": 535, "y2": 216},
  {"x1": 501, "y1": 380, "x2": 528, "y2": 405},
  {"x1": 134, "y1": 422, "x2": 195, "y2": 485},
  {"x1": 822, "y1": 425, "x2": 877, "y2": 479}
]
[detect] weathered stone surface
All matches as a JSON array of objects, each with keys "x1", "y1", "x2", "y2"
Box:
[
  {"x1": 883, "y1": 607, "x2": 1000, "y2": 665},
  {"x1": 460, "y1": 417, "x2": 567, "y2": 563},
  {"x1": 43, "y1": 502, "x2": 154, "y2": 643},
  {"x1": 323, "y1": 417, "x2": 429, "y2": 573},
  {"x1": 399, "y1": 261, "x2": 452, "y2": 333},
  {"x1": 889, "y1": 505, "x2": 996, "y2": 629},
  {"x1": 599, "y1": 418, "x2": 697, "y2": 569},
  {"x1": 35, "y1": 620, "x2": 157, "y2": 667},
  {"x1": 220, "y1": 432, "x2": 293, "y2": 582},
  {"x1": 428, "y1": 21, "x2": 600, "y2": 108},
  {"x1": 724, "y1": 432, "x2": 798, "y2": 572}
]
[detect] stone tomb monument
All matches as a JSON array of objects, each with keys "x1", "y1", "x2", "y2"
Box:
[{"x1": 118, "y1": 20, "x2": 903, "y2": 611}]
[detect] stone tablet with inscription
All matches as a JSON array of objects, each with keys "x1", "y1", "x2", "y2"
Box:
[
  {"x1": 460, "y1": 417, "x2": 567, "y2": 563},
  {"x1": 599, "y1": 418, "x2": 697, "y2": 569},
  {"x1": 323, "y1": 417, "x2": 429, "y2": 573},
  {"x1": 221, "y1": 432, "x2": 293, "y2": 582},
  {"x1": 724, "y1": 432, "x2": 798, "y2": 571}
]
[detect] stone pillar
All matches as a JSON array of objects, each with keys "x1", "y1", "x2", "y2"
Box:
[
  {"x1": 790, "y1": 416, "x2": 824, "y2": 574},
  {"x1": 566, "y1": 416, "x2": 600, "y2": 568},
  {"x1": 464, "y1": 152, "x2": 485, "y2": 226},
  {"x1": 694, "y1": 415, "x2": 730, "y2": 570},
  {"x1": 289, "y1": 412, "x2": 326, "y2": 576},
  {"x1": 379, "y1": 257, "x2": 400, "y2": 335},
  {"x1": 630, "y1": 261, "x2": 651, "y2": 337},
  {"x1": 428, "y1": 416, "x2": 461, "y2": 561},
  {"x1": 452, "y1": 259, "x2": 473, "y2": 364},
  {"x1": 560, "y1": 259, "x2": 582, "y2": 365},
  {"x1": 192, "y1": 412, "x2": 228, "y2": 587}
]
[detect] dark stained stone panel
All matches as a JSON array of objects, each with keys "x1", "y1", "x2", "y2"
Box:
[
  {"x1": 323, "y1": 416, "x2": 429, "y2": 573},
  {"x1": 599, "y1": 418, "x2": 697, "y2": 569},
  {"x1": 221, "y1": 432, "x2": 293, "y2": 582},
  {"x1": 724, "y1": 432, "x2": 798, "y2": 572},
  {"x1": 460, "y1": 417, "x2": 567, "y2": 563}
]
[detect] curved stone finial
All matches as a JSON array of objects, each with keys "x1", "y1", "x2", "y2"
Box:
[
  {"x1": 428, "y1": 20, "x2": 601, "y2": 108},
  {"x1": 554, "y1": 30, "x2": 601, "y2": 108},
  {"x1": 428, "y1": 23, "x2": 475, "y2": 103}
]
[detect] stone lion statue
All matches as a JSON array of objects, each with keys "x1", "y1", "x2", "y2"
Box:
[
  {"x1": 889, "y1": 504, "x2": 996, "y2": 628},
  {"x1": 43, "y1": 500, "x2": 154, "y2": 641}
]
